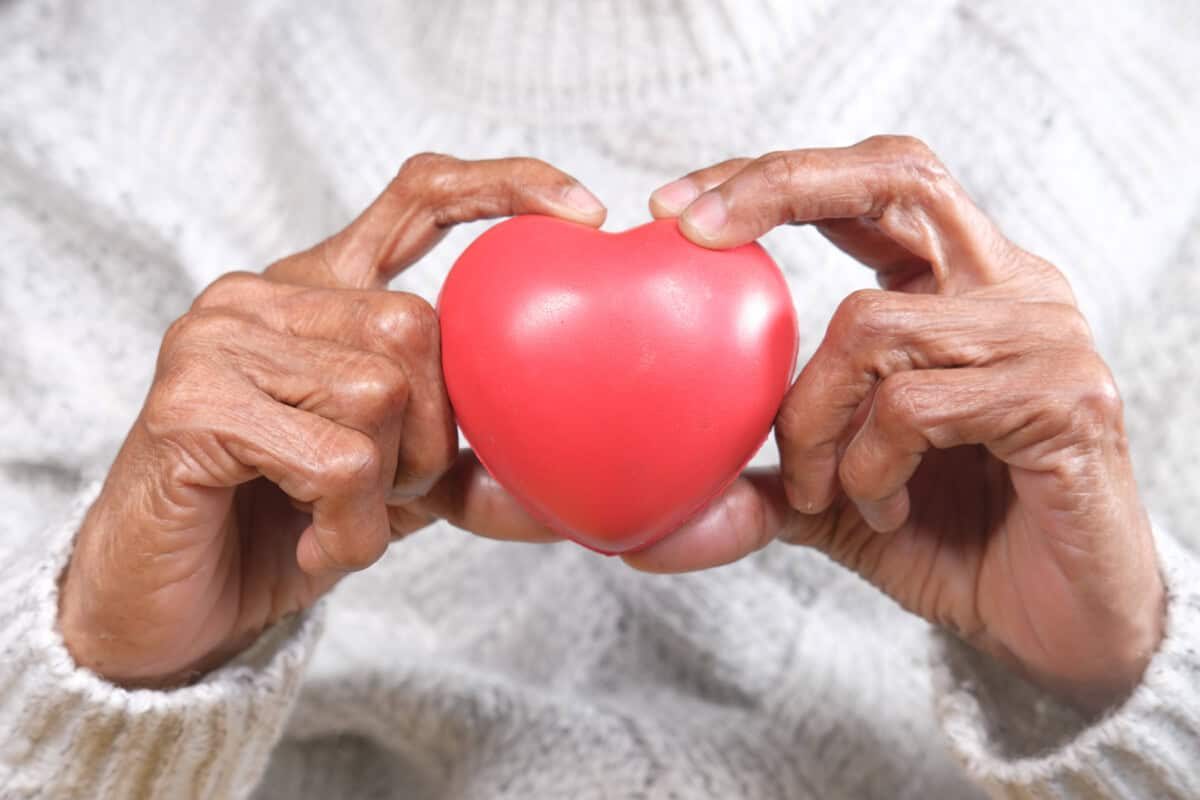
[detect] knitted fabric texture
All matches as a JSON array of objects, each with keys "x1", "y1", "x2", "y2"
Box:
[{"x1": 2, "y1": 1, "x2": 1199, "y2": 798}]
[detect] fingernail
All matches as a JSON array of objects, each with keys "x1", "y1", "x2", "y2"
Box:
[
  {"x1": 562, "y1": 184, "x2": 605, "y2": 216},
  {"x1": 785, "y1": 483, "x2": 815, "y2": 514},
  {"x1": 682, "y1": 192, "x2": 728, "y2": 239},
  {"x1": 650, "y1": 179, "x2": 701, "y2": 214},
  {"x1": 387, "y1": 475, "x2": 437, "y2": 505}
]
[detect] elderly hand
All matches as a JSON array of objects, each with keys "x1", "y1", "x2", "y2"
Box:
[
  {"x1": 635, "y1": 136, "x2": 1164, "y2": 713},
  {"x1": 59, "y1": 154, "x2": 603, "y2": 687}
]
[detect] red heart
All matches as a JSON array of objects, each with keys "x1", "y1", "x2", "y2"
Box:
[{"x1": 438, "y1": 216, "x2": 798, "y2": 554}]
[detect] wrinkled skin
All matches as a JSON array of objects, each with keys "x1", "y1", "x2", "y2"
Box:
[
  {"x1": 59, "y1": 154, "x2": 605, "y2": 687},
  {"x1": 629, "y1": 136, "x2": 1164, "y2": 713},
  {"x1": 61, "y1": 138, "x2": 1163, "y2": 715}
]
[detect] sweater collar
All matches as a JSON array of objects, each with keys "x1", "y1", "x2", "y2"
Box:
[{"x1": 370, "y1": 0, "x2": 832, "y2": 120}]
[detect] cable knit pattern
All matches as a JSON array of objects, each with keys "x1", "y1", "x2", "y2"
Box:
[{"x1": 1, "y1": 1, "x2": 1199, "y2": 798}]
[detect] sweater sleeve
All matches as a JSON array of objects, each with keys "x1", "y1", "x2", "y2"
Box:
[
  {"x1": 0, "y1": 481, "x2": 324, "y2": 800},
  {"x1": 932, "y1": 525, "x2": 1200, "y2": 798}
]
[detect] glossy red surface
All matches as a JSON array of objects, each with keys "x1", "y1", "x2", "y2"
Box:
[{"x1": 438, "y1": 216, "x2": 799, "y2": 553}]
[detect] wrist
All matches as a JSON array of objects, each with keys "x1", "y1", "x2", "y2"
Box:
[
  {"x1": 59, "y1": 570, "x2": 217, "y2": 689},
  {"x1": 1040, "y1": 572, "x2": 1166, "y2": 715},
  {"x1": 58, "y1": 538, "x2": 147, "y2": 687},
  {"x1": 57, "y1": 500, "x2": 198, "y2": 688}
]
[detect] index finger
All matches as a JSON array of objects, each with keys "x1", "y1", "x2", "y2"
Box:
[
  {"x1": 674, "y1": 136, "x2": 1014, "y2": 292},
  {"x1": 269, "y1": 154, "x2": 607, "y2": 289}
]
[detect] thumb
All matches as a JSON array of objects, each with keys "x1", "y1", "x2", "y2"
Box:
[{"x1": 622, "y1": 468, "x2": 852, "y2": 573}]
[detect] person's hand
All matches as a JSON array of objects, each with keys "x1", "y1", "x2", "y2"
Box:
[
  {"x1": 59, "y1": 154, "x2": 605, "y2": 687},
  {"x1": 636, "y1": 136, "x2": 1164, "y2": 713}
]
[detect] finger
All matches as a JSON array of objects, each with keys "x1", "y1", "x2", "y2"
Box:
[
  {"x1": 675, "y1": 136, "x2": 1014, "y2": 292},
  {"x1": 621, "y1": 468, "x2": 848, "y2": 573},
  {"x1": 836, "y1": 368, "x2": 960, "y2": 534},
  {"x1": 775, "y1": 291, "x2": 1091, "y2": 514},
  {"x1": 193, "y1": 274, "x2": 456, "y2": 498},
  {"x1": 161, "y1": 313, "x2": 403, "y2": 573},
  {"x1": 268, "y1": 153, "x2": 607, "y2": 289},
  {"x1": 838, "y1": 348, "x2": 1125, "y2": 534},
  {"x1": 648, "y1": 158, "x2": 752, "y2": 218},
  {"x1": 815, "y1": 217, "x2": 935, "y2": 292},
  {"x1": 654, "y1": 157, "x2": 929, "y2": 290},
  {"x1": 402, "y1": 450, "x2": 561, "y2": 543},
  {"x1": 153, "y1": 375, "x2": 392, "y2": 576},
  {"x1": 176, "y1": 308, "x2": 406, "y2": 422},
  {"x1": 264, "y1": 285, "x2": 454, "y2": 499},
  {"x1": 239, "y1": 407, "x2": 389, "y2": 577},
  {"x1": 165, "y1": 308, "x2": 407, "y2": 487}
]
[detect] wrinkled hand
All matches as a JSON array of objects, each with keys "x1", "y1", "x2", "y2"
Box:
[
  {"x1": 634, "y1": 136, "x2": 1164, "y2": 713},
  {"x1": 59, "y1": 154, "x2": 604, "y2": 687}
]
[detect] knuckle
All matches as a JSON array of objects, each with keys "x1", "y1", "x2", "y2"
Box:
[
  {"x1": 324, "y1": 433, "x2": 384, "y2": 494},
  {"x1": 351, "y1": 354, "x2": 410, "y2": 417},
  {"x1": 839, "y1": 288, "x2": 891, "y2": 324},
  {"x1": 1032, "y1": 351, "x2": 1124, "y2": 453},
  {"x1": 757, "y1": 150, "x2": 804, "y2": 192},
  {"x1": 1022, "y1": 256, "x2": 1078, "y2": 305},
  {"x1": 867, "y1": 134, "x2": 936, "y2": 161},
  {"x1": 370, "y1": 295, "x2": 439, "y2": 358},
  {"x1": 143, "y1": 374, "x2": 188, "y2": 435},
  {"x1": 159, "y1": 314, "x2": 192, "y2": 357},
  {"x1": 144, "y1": 361, "x2": 212, "y2": 438},
  {"x1": 1052, "y1": 304, "x2": 1095, "y2": 346},
  {"x1": 160, "y1": 309, "x2": 235, "y2": 358},
  {"x1": 863, "y1": 135, "x2": 954, "y2": 204},
  {"x1": 874, "y1": 372, "x2": 923, "y2": 428},
  {"x1": 830, "y1": 289, "x2": 893, "y2": 345},
  {"x1": 774, "y1": 394, "x2": 806, "y2": 445},
  {"x1": 397, "y1": 151, "x2": 452, "y2": 180},
  {"x1": 1069, "y1": 354, "x2": 1124, "y2": 432},
  {"x1": 175, "y1": 309, "x2": 251, "y2": 349},
  {"x1": 400, "y1": 428, "x2": 458, "y2": 486},
  {"x1": 394, "y1": 152, "x2": 457, "y2": 199},
  {"x1": 192, "y1": 271, "x2": 263, "y2": 312},
  {"x1": 150, "y1": 312, "x2": 255, "y2": 437},
  {"x1": 836, "y1": 452, "x2": 874, "y2": 500}
]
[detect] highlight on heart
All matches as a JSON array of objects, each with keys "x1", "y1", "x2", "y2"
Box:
[{"x1": 439, "y1": 215, "x2": 799, "y2": 553}]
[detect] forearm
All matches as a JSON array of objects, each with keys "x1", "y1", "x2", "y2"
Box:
[{"x1": 0, "y1": 482, "x2": 323, "y2": 800}]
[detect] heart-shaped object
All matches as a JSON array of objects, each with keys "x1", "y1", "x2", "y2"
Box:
[{"x1": 438, "y1": 216, "x2": 798, "y2": 554}]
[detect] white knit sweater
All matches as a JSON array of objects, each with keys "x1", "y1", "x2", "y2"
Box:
[{"x1": 2, "y1": 1, "x2": 1200, "y2": 798}]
